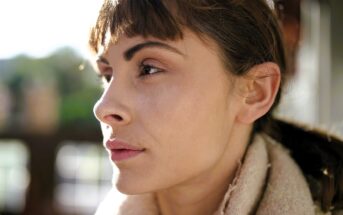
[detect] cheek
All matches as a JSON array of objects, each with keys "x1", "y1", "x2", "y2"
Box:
[{"x1": 134, "y1": 76, "x2": 235, "y2": 186}]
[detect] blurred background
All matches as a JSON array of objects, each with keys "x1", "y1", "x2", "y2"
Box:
[{"x1": 0, "y1": 0, "x2": 342, "y2": 214}]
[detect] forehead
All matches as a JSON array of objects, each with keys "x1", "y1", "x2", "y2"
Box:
[{"x1": 100, "y1": 29, "x2": 218, "y2": 61}]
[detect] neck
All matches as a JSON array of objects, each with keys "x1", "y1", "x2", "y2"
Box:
[{"x1": 155, "y1": 124, "x2": 253, "y2": 215}]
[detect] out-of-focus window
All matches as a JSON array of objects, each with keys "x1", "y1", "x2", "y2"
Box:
[
  {"x1": 0, "y1": 140, "x2": 30, "y2": 213},
  {"x1": 55, "y1": 141, "x2": 112, "y2": 215}
]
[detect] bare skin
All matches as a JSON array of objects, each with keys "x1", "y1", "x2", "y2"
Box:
[{"x1": 94, "y1": 30, "x2": 280, "y2": 215}]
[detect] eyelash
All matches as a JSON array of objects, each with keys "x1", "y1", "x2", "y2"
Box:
[
  {"x1": 97, "y1": 61, "x2": 163, "y2": 84},
  {"x1": 138, "y1": 62, "x2": 163, "y2": 78},
  {"x1": 97, "y1": 73, "x2": 112, "y2": 86}
]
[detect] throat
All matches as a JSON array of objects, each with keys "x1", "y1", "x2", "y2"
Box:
[
  {"x1": 155, "y1": 125, "x2": 252, "y2": 215},
  {"x1": 155, "y1": 165, "x2": 239, "y2": 215},
  {"x1": 156, "y1": 190, "x2": 226, "y2": 215}
]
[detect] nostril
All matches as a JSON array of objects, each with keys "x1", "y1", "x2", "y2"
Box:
[{"x1": 112, "y1": 114, "x2": 123, "y2": 121}]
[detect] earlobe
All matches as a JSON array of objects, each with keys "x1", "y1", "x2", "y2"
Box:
[{"x1": 236, "y1": 62, "x2": 281, "y2": 124}]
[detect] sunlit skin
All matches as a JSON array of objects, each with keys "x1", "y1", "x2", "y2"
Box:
[{"x1": 93, "y1": 30, "x2": 280, "y2": 215}]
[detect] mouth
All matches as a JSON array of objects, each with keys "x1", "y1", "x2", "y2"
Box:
[
  {"x1": 106, "y1": 139, "x2": 145, "y2": 162},
  {"x1": 110, "y1": 148, "x2": 145, "y2": 162}
]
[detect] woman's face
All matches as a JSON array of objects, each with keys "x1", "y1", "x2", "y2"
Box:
[{"x1": 94, "y1": 30, "x2": 243, "y2": 194}]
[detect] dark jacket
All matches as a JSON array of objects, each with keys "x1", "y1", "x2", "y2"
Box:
[{"x1": 269, "y1": 118, "x2": 343, "y2": 213}]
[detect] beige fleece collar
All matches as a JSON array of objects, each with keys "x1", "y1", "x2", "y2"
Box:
[{"x1": 214, "y1": 134, "x2": 315, "y2": 215}]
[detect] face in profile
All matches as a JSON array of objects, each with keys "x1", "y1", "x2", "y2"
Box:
[{"x1": 93, "y1": 30, "x2": 245, "y2": 195}]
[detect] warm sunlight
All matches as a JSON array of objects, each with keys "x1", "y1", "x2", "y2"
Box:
[{"x1": 0, "y1": 0, "x2": 101, "y2": 59}]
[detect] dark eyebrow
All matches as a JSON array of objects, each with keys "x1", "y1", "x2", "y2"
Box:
[{"x1": 124, "y1": 41, "x2": 184, "y2": 61}]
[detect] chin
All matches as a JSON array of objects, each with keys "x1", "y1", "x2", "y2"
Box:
[{"x1": 114, "y1": 175, "x2": 154, "y2": 195}]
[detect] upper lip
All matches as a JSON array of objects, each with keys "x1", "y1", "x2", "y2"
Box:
[{"x1": 105, "y1": 139, "x2": 145, "y2": 151}]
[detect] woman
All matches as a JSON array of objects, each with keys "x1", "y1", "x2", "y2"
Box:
[{"x1": 89, "y1": 0, "x2": 343, "y2": 214}]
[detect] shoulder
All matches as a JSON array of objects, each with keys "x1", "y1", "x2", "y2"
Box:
[{"x1": 266, "y1": 118, "x2": 343, "y2": 213}]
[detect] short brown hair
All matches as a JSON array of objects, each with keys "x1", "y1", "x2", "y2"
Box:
[{"x1": 89, "y1": 0, "x2": 287, "y2": 132}]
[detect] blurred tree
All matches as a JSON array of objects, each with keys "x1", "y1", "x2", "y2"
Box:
[{"x1": 0, "y1": 47, "x2": 101, "y2": 133}]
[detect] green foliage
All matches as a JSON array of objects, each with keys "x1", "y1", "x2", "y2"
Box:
[
  {"x1": 0, "y1": 47, "x2": 102, "y2": 130},
  {"x1": 59, "y1": 86, "x2": 101, "y2": 127}
]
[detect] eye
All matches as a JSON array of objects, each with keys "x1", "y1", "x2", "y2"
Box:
[
  {"x1": 105, "y1": 74, "x2": 112, "y2": 82},
  {"x1": 96, "y1": 59, "x2": 113, "y2": 84},
  {"x1": 139, "y1": 63, "x2": 163, "y2": 77},
  {"x1": 98, "y1": 74, "x2": 112, "y2": 83}
]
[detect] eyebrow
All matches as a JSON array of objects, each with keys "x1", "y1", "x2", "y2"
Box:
[
  {"x1": 96, "y1": 41, "x2": 184, "y2": 65},
  {"x1": 124, "y1": 41, "x2": 184, "y2": 61}
]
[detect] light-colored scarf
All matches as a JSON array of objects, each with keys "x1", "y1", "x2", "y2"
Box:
[{"x1": 96, "y1": 134, "x2": 318, "y2": 215}]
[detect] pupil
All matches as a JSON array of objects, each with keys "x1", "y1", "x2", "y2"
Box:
[{"x1": 144, "y1": 66, "x2": 151, "y2": 74}]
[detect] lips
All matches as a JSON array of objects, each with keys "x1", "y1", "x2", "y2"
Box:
[{"x1": 105, "y1": 139, "x2": 145, "y2": 162}]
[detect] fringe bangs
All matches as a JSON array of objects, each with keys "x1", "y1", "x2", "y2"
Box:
[{"x1": 89, "y1": 0, "x2": 183, "y2": 54}]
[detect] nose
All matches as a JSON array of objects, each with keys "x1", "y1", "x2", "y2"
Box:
[{"x1": 93, "y1": 85, "x2": 132, "y2": 128}]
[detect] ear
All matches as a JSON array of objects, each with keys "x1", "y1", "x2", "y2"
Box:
[{"x1": 235, "y1": 62, "x2": 281, "y2": 124}]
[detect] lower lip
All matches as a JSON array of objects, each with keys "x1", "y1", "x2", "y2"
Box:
[{"x1": 110, "y1": 149, "x2": 144, "y2": 162}]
